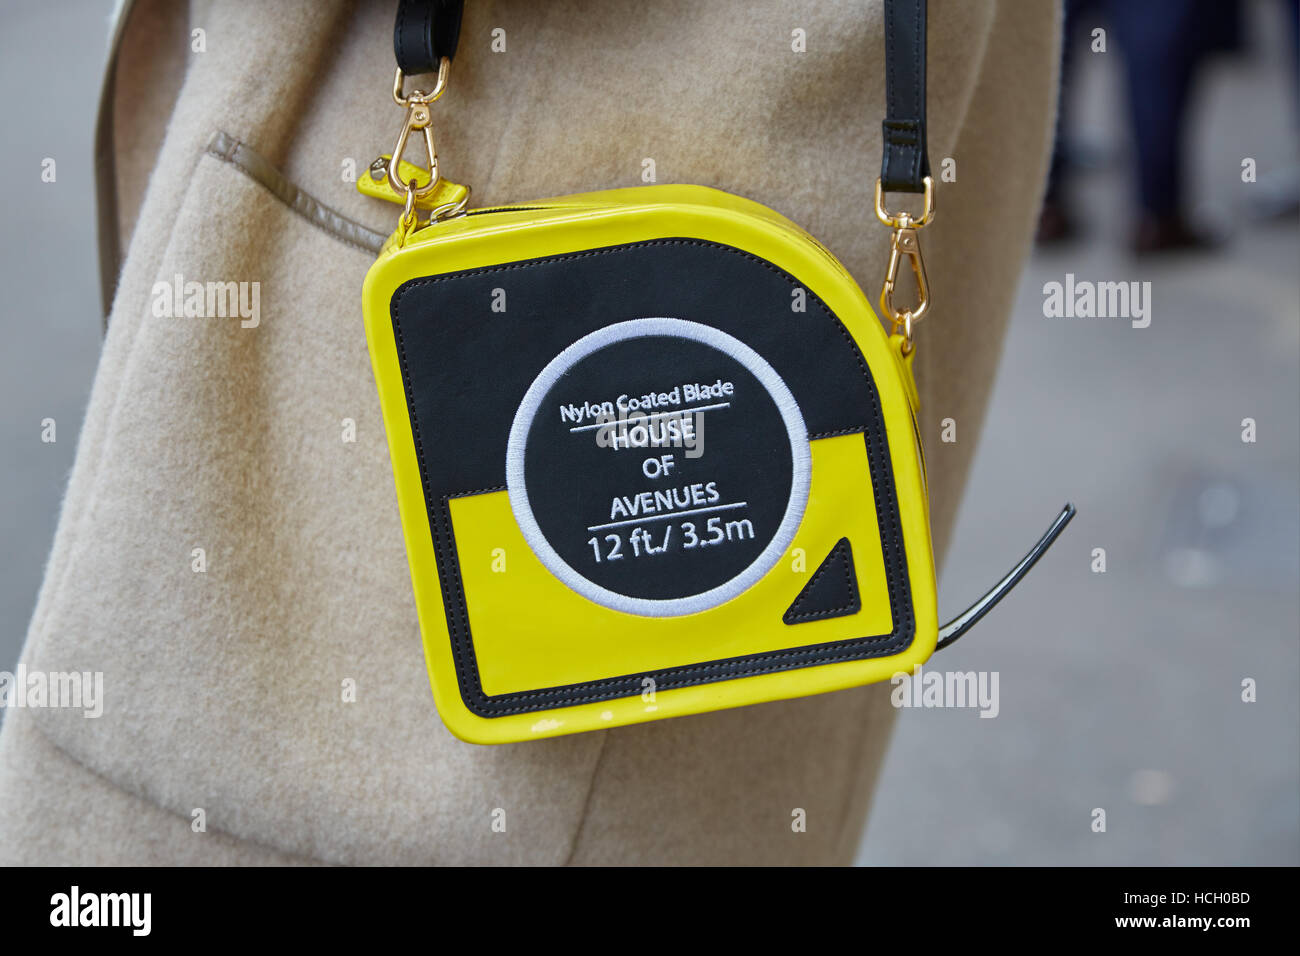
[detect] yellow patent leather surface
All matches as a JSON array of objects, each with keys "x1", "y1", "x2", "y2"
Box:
[
  {"x1": 356, "y1": 155, "x2": 470, "y2": 211},
  {"x1": 361, "y1": 184, "x2": 937, "y2": 743}
]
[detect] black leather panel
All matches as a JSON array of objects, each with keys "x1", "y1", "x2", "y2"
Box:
[
  {"x1": 783, "y1": 537, "x2": 862, "y2": 624},
  {"x1": 389, "y1": 239, "x2": 915, "y2": 715}
]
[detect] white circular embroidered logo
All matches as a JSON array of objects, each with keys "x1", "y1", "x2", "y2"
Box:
[{"x1": 506, "y1": 317, "x2": 810, "y2": 617}]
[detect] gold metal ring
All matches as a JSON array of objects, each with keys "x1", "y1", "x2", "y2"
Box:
[
  {"x1": 875, "y1": 176, "x2": 935, "y2": 229},
  {"x1": 400, "y1": 181, "x2": 418, "y2": 226},
  {"x1": 393, "y1": 57, "x2": 451, "y2": 108},
  {"x1": 428, "y1": 188, "x2": 471, "y2": 223},
  {"x1": 894, "y1": 311, "x2": 915, "y2": 355}
]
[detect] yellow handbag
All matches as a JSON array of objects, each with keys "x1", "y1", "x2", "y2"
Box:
[{"x1": 360, "y1": 0, "x2": 1073, "y2": 744}]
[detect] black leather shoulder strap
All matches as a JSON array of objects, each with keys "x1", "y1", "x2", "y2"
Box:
[
  {"x1": 394, "y1": 0, "x2": 464, "y2": 75},
  {"x1": 880, "y1": 0, "x2": 930, "y2": 194},
  {"x1": 394, "y1": 0, "x2": 927, "y2": 197}
]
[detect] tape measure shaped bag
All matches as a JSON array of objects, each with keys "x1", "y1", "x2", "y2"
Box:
[{"x1": 360, "y1": 0, "x2": 1074, "y2": 744}]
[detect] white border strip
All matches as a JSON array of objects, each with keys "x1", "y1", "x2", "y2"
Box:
[{"x1": 505, "y1": 317, "x2": 811, "y2": 618}]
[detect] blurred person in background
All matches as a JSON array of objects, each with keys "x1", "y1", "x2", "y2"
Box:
[{"x1": 1040, "y1": 0, "x2": 1297, "y2": 252}]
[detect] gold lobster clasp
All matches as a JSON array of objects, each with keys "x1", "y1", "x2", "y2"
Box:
[
  {"x1": 388, "y1": 58, "x2": 452, "y2": 203},
  {"x1": 875, "y1": 176, "x2": 935, "y2": 354}
]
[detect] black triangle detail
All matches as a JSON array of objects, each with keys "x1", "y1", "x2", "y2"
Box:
[{"x1": 783, "y1": 537, "x2": 861, "y2": 625}]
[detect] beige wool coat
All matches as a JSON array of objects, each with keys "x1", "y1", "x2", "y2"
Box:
[{"x1": 0, "y1": 0, "x2": 1059, "y2": 865}]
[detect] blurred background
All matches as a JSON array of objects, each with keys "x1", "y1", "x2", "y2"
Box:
[
  {"x1": 1, "y1": 0, "x2": 1296, "y2": 865},
  {"x1": 860, "y1": 0, "x2": 1300, "y2": 864}
]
